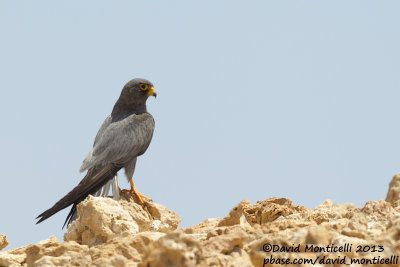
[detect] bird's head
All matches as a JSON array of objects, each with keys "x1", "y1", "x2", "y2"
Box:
[{"x1": 120, "y1": 78, "x2": 157, "y2": 105}]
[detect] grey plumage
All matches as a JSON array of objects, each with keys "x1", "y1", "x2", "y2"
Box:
[
  {"x1": 80, "y1": 113, "x2": 154, "y2": 173},
  {"x1": 36, "y1": 78, "x2": 156, "y2": 227}
]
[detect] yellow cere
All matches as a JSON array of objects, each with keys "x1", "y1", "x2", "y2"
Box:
[{"x1": 146, "y1": 87, "x2": 156, "y2": 96}]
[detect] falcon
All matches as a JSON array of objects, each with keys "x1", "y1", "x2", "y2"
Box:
[{"x1": 36, "y1": 78, "x2": 157, "y2": 227}]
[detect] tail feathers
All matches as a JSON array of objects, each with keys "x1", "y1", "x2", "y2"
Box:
[
  {"x1": 63, "y1": 204, "x2": 77, "y2": 229},
  {"x1": 93, "y1": 177, "x2": 113, "y2": 197},
  {"x1": 36, "y1": 164, "x2": 121, "y2": 225},
  {"x1": 62, "y1": 175, "x2": 120, "y2": 228},
  {"x1": 111, "y1": 175, "x2": 120, "y2": 201}
]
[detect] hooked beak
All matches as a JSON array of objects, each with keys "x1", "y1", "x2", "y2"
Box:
[{"x1": 147, "y1": 87, "x2": 157, "y2": 98}]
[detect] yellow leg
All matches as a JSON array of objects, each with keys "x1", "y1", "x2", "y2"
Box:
[{"x1": 120, "y1": 179, "x2": 152, "y2": 205}]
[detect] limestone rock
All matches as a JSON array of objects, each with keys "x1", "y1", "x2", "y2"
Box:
[
  {"x1": 218, "y1": 199, "x2": 250, "y2": 227},
  {"x1": 2, "y1": 174, "x2": 400, "y2": 266},
  {"x1": 0, "y1": 235, "x2": 8, "y2": 250},
  {"x1": 140, "y1": 230, "x2": 202, "y2": 267},
  {"x1": 305, "y1": 199, "x2": 355, "y2": 224},
  {"x1": 64, "y1": 195, "x2": 142, "y2": 246},
  {"x1": 0, "y1": 236, "x2": 89, "y2": 267},
  {"x1": 202, "y1": 229, "x2": 249, "y2": 266},
  {"x1": 386, "y1": 173, "x2": 400, "y2": 207},
  {"x1": 184, "y1": 218, "x2": 221, "y2": 242},
  {"x1": 146, "y1": 202, "x2": 181, "y2": 232},
  {"x1": 185, "y1": 218, "x2": 220, "y2": 235},
  {"x1": 361, "y1": 200, "x2": 395, "y2": 222},
  {"x1": 242, "y1": 197, "x2": 307, "y2": 225}
]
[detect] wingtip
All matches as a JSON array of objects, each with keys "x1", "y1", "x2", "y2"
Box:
[
  {"x1": 35, "y1": 212, "x2": 44, "y2": 222},
  {"x1": 79, "y1": 162, "x2": 90, "y2": 173},
  {"x1": 79, "y1": 165, "x2": 85, "y2": 173},
  {"x1": 80, "y1": 151, "x2": 94, "y2": 173},
  {"x1": 35, "y1": 208, "x2": 56, "y2": 225},
  {"x1": 35, "y1": 216, "x2": 44, "y2": 224}
]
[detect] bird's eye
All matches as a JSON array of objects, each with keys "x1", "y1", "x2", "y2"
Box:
[{"x1": 139, "y1": 84, "x2": 149, "y2": 90}]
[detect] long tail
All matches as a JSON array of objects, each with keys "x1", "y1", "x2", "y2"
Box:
[
  {"x1": 63, "y1": 175, "x2": 120, "y2": 228},
  {"x1": 36, "y1": 164, "x2": 121, "y2": 227}
]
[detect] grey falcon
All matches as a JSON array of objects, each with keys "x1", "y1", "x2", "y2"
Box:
[{"x1": 36, "y1": 78, "x2": 157, "y2": 227}]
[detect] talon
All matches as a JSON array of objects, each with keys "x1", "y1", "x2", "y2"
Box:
[
  {"x1": 119, "y1": 179, "x2": 151, "y2": 206},
  {"x1": 119, "y1": 188, "x2": 130, "y2": 194},
  {"x1": 139, "y1": 193, "x2": 152, "y2": 202}
]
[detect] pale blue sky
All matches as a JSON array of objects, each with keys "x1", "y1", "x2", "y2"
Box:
[{"x1": 1, "y1": 1, "x2": 400, "y2": 249}]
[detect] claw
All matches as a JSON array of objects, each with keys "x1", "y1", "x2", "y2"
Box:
[{"x1": 119, "y1": 179, "x2": 152, "y2": 206}]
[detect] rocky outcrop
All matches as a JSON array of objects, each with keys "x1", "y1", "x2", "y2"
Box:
[
  {"x1": 386, "y1": 173, "x2": 400, "y2": 208},
  {"x1": 1, "y1": 175, "x2": 400, "y2": 266},
  {"x1": 63, "y1": 195, "x2": 180, "y2": 247},
  {"x1": 0, "y1": 235, "x2": 8, "y2": 251}
]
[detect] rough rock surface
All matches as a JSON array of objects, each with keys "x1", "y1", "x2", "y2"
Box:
[
  {"x1": 0, "y1": 235, "x2": 8, "y2": 251},
  {"x1": 2, "y1": 175, "x2": 400, "y2": 266},
  {"x1": 386, "y1": 173, "x2": 400, "y2": 208}
]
